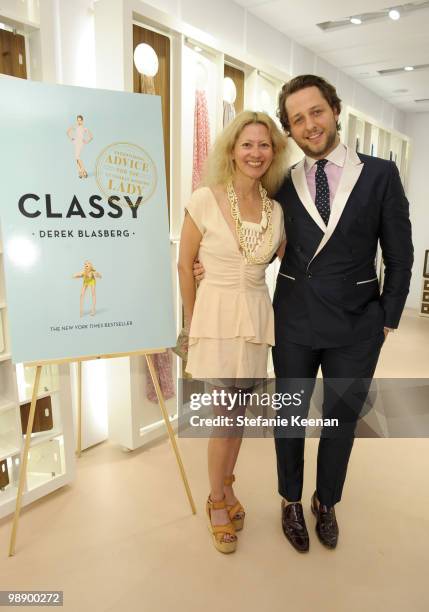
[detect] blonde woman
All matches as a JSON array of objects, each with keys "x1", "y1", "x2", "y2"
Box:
[
  {"x1": 73, "y1": 260, "x2": 102, "y2": 317},
  {"x1": 178, "y1": 111, "x2": 288, "y2": 553}
]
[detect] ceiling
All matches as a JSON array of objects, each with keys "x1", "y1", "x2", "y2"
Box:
[{"x1": 234, "y1": 0, "x2": 429, "y2": 113}]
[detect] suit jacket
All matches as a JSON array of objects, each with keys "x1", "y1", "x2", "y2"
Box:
[{"x1": 273, "y1": 146, "x2": 413, "y2": 349}]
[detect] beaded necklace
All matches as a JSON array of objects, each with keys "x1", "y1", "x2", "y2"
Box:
[{"x1": 226, "y1": 180, "x2": 273, "y2": 264}]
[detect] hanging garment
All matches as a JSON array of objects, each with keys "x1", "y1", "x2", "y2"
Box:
[
  {"x1": 192, "y1": 89, "x2": 211, "y2": 191},
  {"x1": 223, "y1": 100, "x2": 236, "y2": 128},
  {"x1": 141, "y1": 74, "x2": 156, "y2": 95},
  {"x1": 145, "y1": 350, "x2": 176, "y2": 403}
]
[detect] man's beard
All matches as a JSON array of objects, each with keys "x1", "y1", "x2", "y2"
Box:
[{"x1": 299, "y1": 125, "x2": 338, "y2": 158}]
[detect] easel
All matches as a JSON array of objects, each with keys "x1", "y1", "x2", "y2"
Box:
[{"x1": 9, "y1": 348, "x2": 196, "y2": 557}]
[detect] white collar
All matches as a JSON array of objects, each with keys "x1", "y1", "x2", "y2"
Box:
[{"x1": 304, "y1": 142, "x2": 347, "y2": 173}]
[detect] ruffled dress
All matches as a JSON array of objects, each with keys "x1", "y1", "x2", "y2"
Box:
[{"x1": 185, "y1": 187, "x2": 285, "y2": 381}]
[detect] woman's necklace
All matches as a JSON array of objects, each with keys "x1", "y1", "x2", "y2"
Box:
[{"x1": 227, "y1": 180, "x2": 273, "y2": 264}]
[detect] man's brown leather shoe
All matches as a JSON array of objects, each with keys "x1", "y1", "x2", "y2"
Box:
[
  {"x1": 281, "y1": 500, "x2": 309, "y2": 553},
  {"x1": 310, "y1": 491, "x2": 339, "y2": 549}
]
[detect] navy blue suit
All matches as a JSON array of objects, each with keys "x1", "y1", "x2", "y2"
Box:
[{"x1": 273, "y1": 147, "x2": 413, "y2": 506}]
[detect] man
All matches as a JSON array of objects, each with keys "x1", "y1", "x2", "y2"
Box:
[{"x1": 272, "y1": 75, "x2": 413, "y2": 552}]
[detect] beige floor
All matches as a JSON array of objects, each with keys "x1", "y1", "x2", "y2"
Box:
[{"x1": 0, "y1": 309, "x2": 428, "y2": 612}]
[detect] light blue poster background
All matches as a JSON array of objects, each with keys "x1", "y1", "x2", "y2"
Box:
[{"x1": 0, "y1": 77, "x2": 175, "y2": 363}]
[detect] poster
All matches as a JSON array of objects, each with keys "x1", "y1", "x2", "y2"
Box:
[{"x1": 0, "y1": 77, "x2": 175, "y2": 363}]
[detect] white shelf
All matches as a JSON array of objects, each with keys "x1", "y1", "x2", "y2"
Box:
[
  {"x1": 0, "y1": 485, "x2": 19, "y2": 505},
  {"x1": 19, "y1": 389, "x2": 59, "y2": 406},
  {"x1": 27, "y1": 471, "x2": 64, "y2": 491},
  {"x1": 27, "y1": 429, "x2": 64, "y2": 448},
  {"x1": 0, "y1": 445, "x2": 21, "y2": 463},
  {"x1": 0, "y1": 359, "x2": 74, "y2": 519},
  {"x1": 0, "y1": 399, "x2": 17, "y2": 415}
]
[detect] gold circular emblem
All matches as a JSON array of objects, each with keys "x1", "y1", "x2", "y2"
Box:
[{"x1": 95, "y1": 142, "x2": 157, "y2": 204}]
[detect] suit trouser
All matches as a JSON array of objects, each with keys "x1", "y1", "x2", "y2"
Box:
[{"x1": 272, "y1": 332, "x2": 385, "y2": 507}]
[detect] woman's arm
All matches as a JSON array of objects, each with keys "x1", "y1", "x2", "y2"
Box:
[
  {"x1": 85, "y1": 129, "x2": 93, "y2": 144},
  {"x1": 66, "y1": 127, "x2": 74, "y2": 140},
  {"x1": 73, "y1": 272, "x2": 83, "y2": 278},
  {"x1": 177, "y1": 213, "x2": 202, "y2": 329}
]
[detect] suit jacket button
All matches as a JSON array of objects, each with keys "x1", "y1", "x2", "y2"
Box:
[{"x1": 296, "y1": 245, "x2": 302, "y2": 252}]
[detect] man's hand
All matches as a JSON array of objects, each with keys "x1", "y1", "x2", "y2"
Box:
[{"x1": 193, "y1": 259, "x2": 205, "y2": 282}]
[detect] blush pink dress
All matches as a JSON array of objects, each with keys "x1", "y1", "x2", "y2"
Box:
[
  {"x1": 185, "y1": 187, "x2": 285, "y2": 381},
  {"x1": 73, "y1": 125, "x2": 91, "y2": 159}
]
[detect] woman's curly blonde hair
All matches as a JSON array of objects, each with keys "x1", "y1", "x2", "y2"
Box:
[{"x1": 201, "y1": 110, "x2": 288, "y2": 196}]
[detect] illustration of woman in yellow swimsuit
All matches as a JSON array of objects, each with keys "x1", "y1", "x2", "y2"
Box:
[{"x1": 73, "y1": 261, "x2": 102, "y2": 317}]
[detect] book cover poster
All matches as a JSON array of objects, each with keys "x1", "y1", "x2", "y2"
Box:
[{"x1": 0, "y1": 77, "x2": 175, "y2": 363}]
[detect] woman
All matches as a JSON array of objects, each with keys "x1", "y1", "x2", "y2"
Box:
[
  {"x1": 67, "y1": 115, "x2": 93, "y2": 179},
  {"x1": 73, "y1": 260, "x2": 102, "y2": 317},
  {"x1": 178, "y1": 111, "x2": 288, "y2": 553}
]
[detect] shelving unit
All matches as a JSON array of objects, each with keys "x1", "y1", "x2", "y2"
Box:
[
  {"x1": 0, "y1": 232, "x2": 75, "y2": 519},
  {"x1": 344, "y1": 106, "x2": 411, "y2": 185}
]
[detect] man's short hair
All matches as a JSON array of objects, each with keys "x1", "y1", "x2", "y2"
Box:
[{"x1": 277, "y1": 74, "x2": 342, "y2": 133}]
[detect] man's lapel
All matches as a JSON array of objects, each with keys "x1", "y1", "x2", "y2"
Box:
[
  {"x1": 291, "y1": 159, "x2": 326, "y2": 233},
  {"x1": 308, "y1": 146, "x2": 364, "y2": 264}
]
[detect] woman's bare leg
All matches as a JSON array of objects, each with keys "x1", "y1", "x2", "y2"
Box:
[
  {"x1": 80, "y1": 286, "x2": 87, "y2": 317},
  {"x1": 90, "y1": 286, "x2": 96, "y2": 315},
  {"x1": 207, "y1": 385, "x2": 245, "y2": 540},
  {"x1": 223, "y1": 387, "x2": 251, "y2": 512}
]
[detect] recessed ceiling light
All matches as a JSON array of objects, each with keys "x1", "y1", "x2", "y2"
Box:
[
  {"x1": 0, "y1": 23, "x2": 5, "y2": 30},
  {"x1": 194, "y1": 46, "x2": 202, "y2": 53},
  {"x1": 388, "y1": 9, "x2": 401, "y2": 20},
  {"x1": 350, "y1": 17, "x2": 362, "y2": 25},
  {"x1": 404, "y1": 66, "x2": 414, "y2": 71}
]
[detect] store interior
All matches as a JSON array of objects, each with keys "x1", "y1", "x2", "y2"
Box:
[{"x1": 0, "y1": 1, "x2": 428, "y2": 611}]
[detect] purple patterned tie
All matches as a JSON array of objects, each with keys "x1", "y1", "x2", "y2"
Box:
[{"x1": 315, "y1": 159, "x2": 330, "y2": 225}]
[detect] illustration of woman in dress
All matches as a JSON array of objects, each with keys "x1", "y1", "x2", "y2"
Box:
[
  {"x1": 67, "y1": 115, "x2": 93, "y2": 179},
  {"x1": 73, "y1": 261, "x2": 102, "y2": 317}
]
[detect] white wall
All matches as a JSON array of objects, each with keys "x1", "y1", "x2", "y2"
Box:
[
  {"x1": 133, "y1": 0, "x2": 406, "y2": 134},
  {"x1": 404, "y1": 113, "x2": 429, "y2": 310},
  {"x1": 0, "y1": 0, "x2": 39, "y2": 23},
  {"x1": 1, "y1": 0, "x2": 408, "y2": 133},
  {"x1": 56, "y1": 0, "x2": 96, "y2": 87}
]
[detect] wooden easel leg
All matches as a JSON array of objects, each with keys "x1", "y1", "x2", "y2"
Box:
[
  {"x1": 145, "y1": 354, "x2": 196, "y2": 514},
  {"x1": 9, "y1": 365, "x2": 42, "y2": 556},
  {"x1": 76, "y1": 361, "x2": 82, "y2": 458}
]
